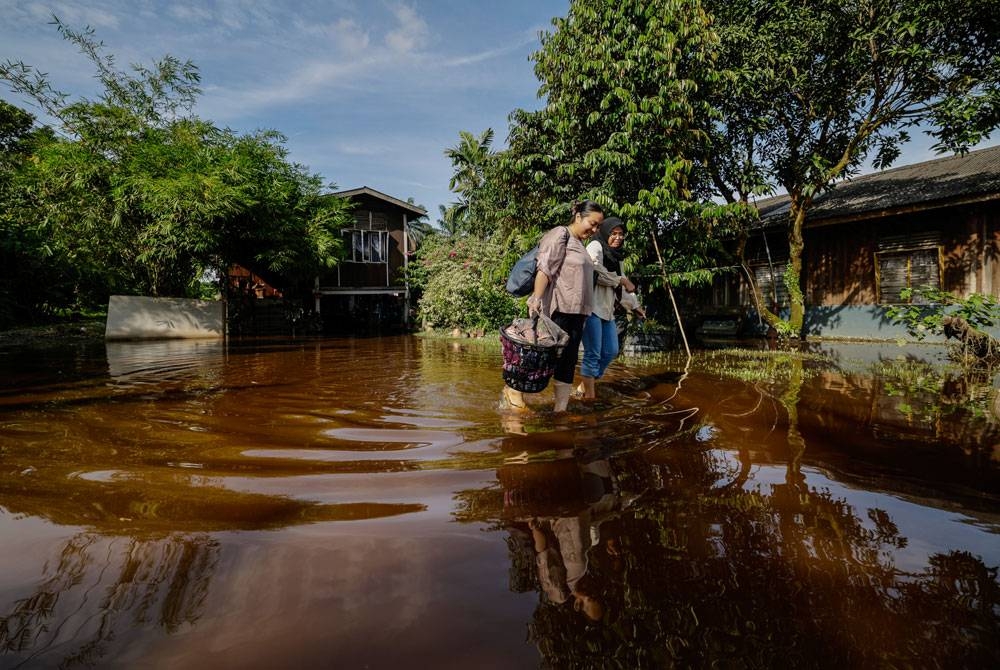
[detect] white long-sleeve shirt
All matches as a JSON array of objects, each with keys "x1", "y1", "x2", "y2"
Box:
[{"x1": 586, "y1": 241, "x2": 640, "y2": 321}]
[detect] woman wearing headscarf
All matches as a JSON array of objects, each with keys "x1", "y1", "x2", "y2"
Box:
[{"x1": 579, "y1": 217, "x2": 644, "y2": 400}]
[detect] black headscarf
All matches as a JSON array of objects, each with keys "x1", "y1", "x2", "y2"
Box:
[{"x1": 597, "y1": 217, "x2": 626, "y2": 274}]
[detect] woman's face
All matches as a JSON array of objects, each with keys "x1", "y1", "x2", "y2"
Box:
[
  {"x1": 573, "y1": 212, "x2": 604, "y2": 240},
  {"x1": 608, "y1": 226, "x2": 625, "y2": 249}
]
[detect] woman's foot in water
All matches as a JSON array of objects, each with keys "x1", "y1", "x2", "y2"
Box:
[{"x1": 500, "y1": 386, "x2": 532, "y2": 412}]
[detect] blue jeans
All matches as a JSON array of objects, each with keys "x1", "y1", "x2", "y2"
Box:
[{"x1": 581, "y1": 313, "x2": 619, "y2": 379}]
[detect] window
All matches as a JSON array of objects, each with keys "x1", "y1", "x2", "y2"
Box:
[
  {"x1": 346, "y1": 230, "x2": 388, "y2": 263},
  {"x1": 748, "y1": 262, "x2": 789, "y2": 310},
  {"x1": 875, "y1": 232, "x2": 940, "y2": 303},
  {"x1": 710, "y1": 271, "x2": 739, "y2": 307},
  {"x1": 877, "y1": 249, "x2": 940, "y2": 303}
]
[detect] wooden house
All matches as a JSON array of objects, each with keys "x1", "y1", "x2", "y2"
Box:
[
  {"x1": 694, "y1": 144, "x2": 1000, "y2": 340},
  {"x1": 312, "y1": 186, "x2": 427, "y2": 332}
]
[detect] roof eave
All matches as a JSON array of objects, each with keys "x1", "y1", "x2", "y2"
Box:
[{"x1": 329, "y1": 186, "x2": 427, "y2": 217}]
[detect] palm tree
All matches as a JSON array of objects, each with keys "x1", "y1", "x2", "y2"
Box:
[
  {"x1": 443, "y1": 129, "x2": 494, "y2": 234},
  {"x1": 445, "y1": 129, "x2": 494, "y2": 193},
  {"x1": 435, "y1": 204, "x2": 461, "y2": 237},
  {"x1": 406, "y1": 216, "x2": 435, "y2": 248}
]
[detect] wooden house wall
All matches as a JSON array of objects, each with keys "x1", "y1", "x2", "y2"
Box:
[
  {"x1": 324, "y1": 197, "x2": 410, "y2": 289},
  {"x1": 983, "y1": 210, "x2": 1000, "y2": 295},
  {"x1": 337, "y1": 262, "x2": 392, "y2": 287},
  {"x1": 940, "y1": 204, "x2": 1000, "y2": 296},
  {"x1": 803, "y1": 222, "x2": 877, "y2": 306},
  {"x1": 801, "y1": 202, "x2": 1000, "y2": 306},
  {"x1": 350, "y1": 202, "x2": 405, "y2": 276}
]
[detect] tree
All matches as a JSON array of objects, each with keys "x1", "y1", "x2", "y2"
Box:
[
  {"x1": 703, "y1": 0, "x2": 1000, "y2": 336},
  {"x1": 495, "y1": 0, "x2": 732, "y2": 291},
  {"x1": 434, "y1": 204, "x2": 460, "y2": 237},
  {"x1": 1, "y1": 19, "x2": 350, "y2": 320},
  {"x1": 442, "y1": 128, "x2": 495, "y2": 236}
]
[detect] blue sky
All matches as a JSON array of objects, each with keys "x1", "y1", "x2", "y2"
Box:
[
  {"x1": 0, "y1": 0, "x2": 569, "y2": 220},
  {"x1": 2, "y1": 0, "x2": 996, "y2": 223}
]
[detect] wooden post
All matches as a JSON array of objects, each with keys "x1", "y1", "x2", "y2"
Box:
[{"x1": 403, "y1": 213, "x2": 410, "y2": 328}]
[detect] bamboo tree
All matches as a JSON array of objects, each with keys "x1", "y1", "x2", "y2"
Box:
[{"x1": 1, "y1": 19, "x2": 351, "y2": 314}]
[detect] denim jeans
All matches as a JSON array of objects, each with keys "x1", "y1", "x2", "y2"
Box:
[{"x1": 581, "y1": 313, "x2": 619, "y2": 379}]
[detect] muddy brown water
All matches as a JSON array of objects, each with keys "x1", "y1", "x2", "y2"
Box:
[{"x1": 1, "y1": 336, "x2": 998, "y2": 668}]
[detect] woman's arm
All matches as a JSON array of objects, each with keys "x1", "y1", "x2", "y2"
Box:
[
  {"x1": 587, "y1": 241, "x2": 626, "y2": 288},
  {"x1": 527, "y1": 271, "x2": 550, "y2": 316},
  {"x1": 530, "y1": 228, "x2": 568, "y2": 315},
  {"x1": 620, "y1": 290, "x2": 646, "y2": 318}
]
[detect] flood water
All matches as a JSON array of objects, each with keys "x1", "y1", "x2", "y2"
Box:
[{"x1": 1, "y1": 335, "x2": 998, "y2": 669}]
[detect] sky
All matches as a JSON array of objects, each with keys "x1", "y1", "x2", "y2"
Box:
[
  {"x1": 1, "y1": 0, "x2": 997, "y2": 224},
  {"x1": 0, "y1": 0, "x2": 570, "y2": 220}
]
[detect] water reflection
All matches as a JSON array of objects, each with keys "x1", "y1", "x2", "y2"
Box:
[
  {"x1": 1, "y1": 533, "x2": 218, "y2": 667},
  {"x1": 0, "y1": 337, "x2": 998, "y2": 667},
  {"x1": 106, "y1": 339, "x2": 225, "y2": 383},
  {"x1": 486, "y1": 434, "x2": 1000, "y2": 668}
]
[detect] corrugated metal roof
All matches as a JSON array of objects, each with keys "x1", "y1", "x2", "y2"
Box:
[{"x1": 753, "y1": 144, "x2": 1000, "y2": 226}]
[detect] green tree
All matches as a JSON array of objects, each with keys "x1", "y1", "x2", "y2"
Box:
[
  {"x1": 1, "y1": 20, "x2": 350, "y2": 318},
  {"x1": 410, "y1": 234, "x2": 520, "y2": 331},
  {"x1": 703, "y1": 0, "x2": 1000, "y2": 336},
  {"x1": 434, "y1": 204, "x2": 460, "y2": 237},
  {"x1": 442, "y1": 128, "x2": 495, "y2": 236},
  {"x1": 496, "y1": 0, "x2": 731, "y2": 291}
]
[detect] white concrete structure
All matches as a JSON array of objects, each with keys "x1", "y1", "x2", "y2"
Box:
[{"x1": 105, "y1": 295, "x2": 224, "y2": 340}]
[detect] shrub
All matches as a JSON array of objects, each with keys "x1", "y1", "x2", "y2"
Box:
[{"x1": 413, "y1": 234, "x2": 522, "y2": 332}]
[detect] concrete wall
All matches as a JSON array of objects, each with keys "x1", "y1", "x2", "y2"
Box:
[
  {"x1": 742, "y1": 304, "x2": 1000, "y2": 342},
  {"x1": 105, "y1": 295, "x2": 224, "y2": 340}
]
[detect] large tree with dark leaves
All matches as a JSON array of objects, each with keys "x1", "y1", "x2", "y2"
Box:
[
  {"x1": 495, "y1": 0, "x2": 729, "y2": 284},
  {"x1": 702, "y1": 0, "x2": 1000, "y2": 336}
]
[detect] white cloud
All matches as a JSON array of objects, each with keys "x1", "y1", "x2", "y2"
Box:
[
  {"x1": 202, "y1": 4, "x2": 439, "y2": 113},
  {"x1": 206, "y1": 56, "x2": 372, "y2": 112},
  {"x1": 337, "y1": 142, "x2": 392, "y2": 156},
  {"x1": 443, "y1": 34, "x2": 538, "y2": 67},
  {"x1": 15, "y1": 1, "x2": 122, "y2": 29},
  {"x1": 296, "y1": 17, "x2": 371, "y2": 53},
  {"x1": 168, "y1": 4, "x2": 214, "y2": 23},
  {"x1": 384, "y1": 3, "x2": 428, "y2": 55}
]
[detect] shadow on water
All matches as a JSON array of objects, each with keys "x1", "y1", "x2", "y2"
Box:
[{"x1": 0, "y1": 336, "x2": 998, "y2": 667}]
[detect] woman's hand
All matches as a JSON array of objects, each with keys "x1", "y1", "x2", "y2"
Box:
[
  {"x1": 620, "y1": 276, "x2": 636, "y2": 293},
  {"x1": 526, "y1": 294, "x2": 542, "y2": 317}
]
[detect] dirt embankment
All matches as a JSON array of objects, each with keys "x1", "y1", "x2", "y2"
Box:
[{"x1": 0, "y1": 320, "x2": 106, "y2": 347}]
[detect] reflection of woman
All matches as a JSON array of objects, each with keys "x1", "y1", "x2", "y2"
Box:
[
  {"x1": 529, "y1": 517, "x2": 604, "y2": 622},
  {"x1": 503, "y1": 200, "x2": 605, "y2": 413},
  {"x1": 500, "y1": 455, "x2": 635, "y2": 626},
  {"x1": 579, "y1": 217, "x2": 644, "y2": 400}
]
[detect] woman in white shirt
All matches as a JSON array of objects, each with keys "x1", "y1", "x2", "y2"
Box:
[{"x1": 579, "y1": 217, "x2": 644, "y2": 400}]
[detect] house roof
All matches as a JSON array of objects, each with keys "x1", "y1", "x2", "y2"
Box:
[
  {"x1": 753, "y1": 143, "x2": 1000, "y2": 227},
  {"x1": 330, "y1": 186, "x2": 427, "y2": 218}
]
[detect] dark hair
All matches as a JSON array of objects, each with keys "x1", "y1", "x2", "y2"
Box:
[{"x1": 570, "y1": 200, "x2": 604, "y2": 218}]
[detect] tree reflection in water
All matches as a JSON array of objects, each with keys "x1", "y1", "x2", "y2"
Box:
[
  {"x1": 0, "y1": 533, "x2": 218, "y2": 668},
  {"x1": 483, "y1": 414, "x2": 1000, "y2": 668}
]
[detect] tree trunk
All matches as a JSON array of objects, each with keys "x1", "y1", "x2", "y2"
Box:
[
  {"x1": 941, "y1": 315, "x2": 1000, "y2": 363},
  {"x1": 784, "y1": 195, "x2": 809, "y2": 337}
]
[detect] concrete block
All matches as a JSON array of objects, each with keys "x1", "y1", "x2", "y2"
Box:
[{"x1": 105, "y1": 295, "x2": 224, "y2": 340}]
